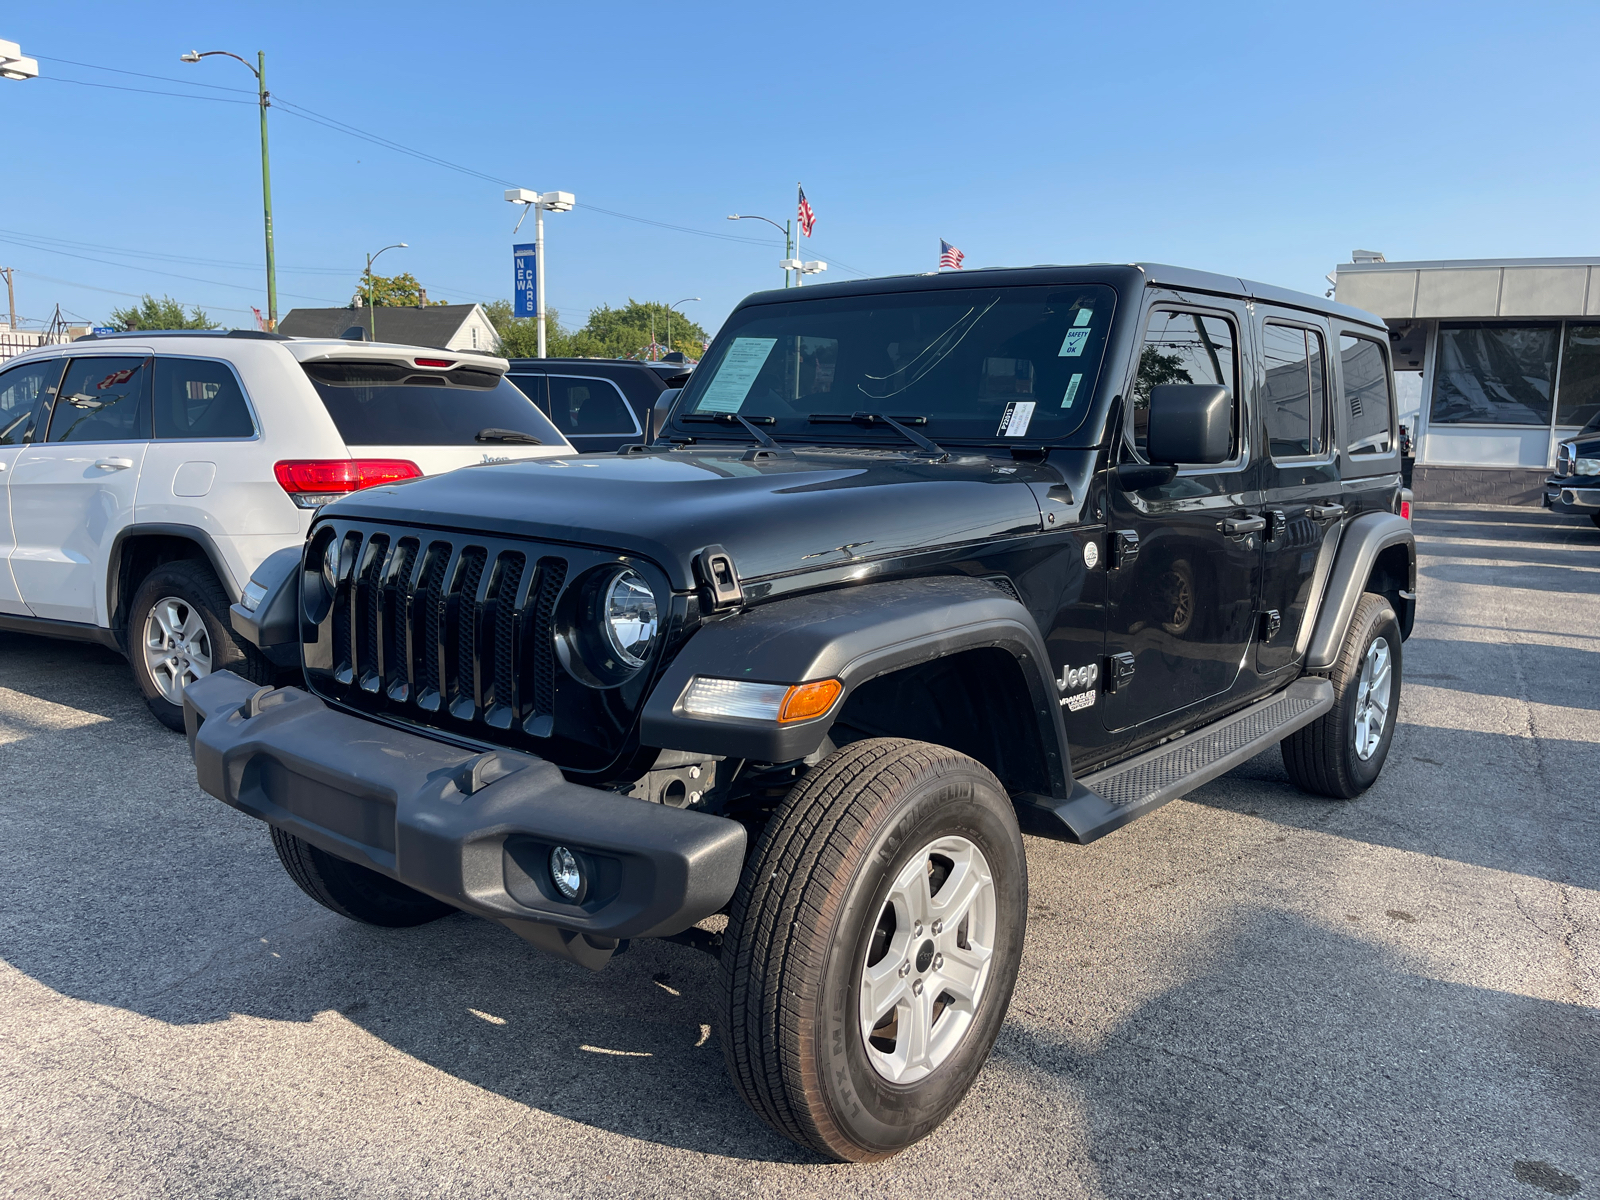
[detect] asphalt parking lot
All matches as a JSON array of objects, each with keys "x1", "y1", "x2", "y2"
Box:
[{"x1": 1, "y1": 507, "x2": 1596, "y2": 1199}]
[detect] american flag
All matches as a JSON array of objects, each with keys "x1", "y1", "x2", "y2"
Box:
[
  {"x1": 939, "y1": 240, "x2": 965, "y2": 270},
  {"x1": 798, "y1": 185, "x2": 816, "y2": 237}
]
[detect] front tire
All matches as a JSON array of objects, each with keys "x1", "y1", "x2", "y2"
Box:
[
  {"x1": 1282, "y1": 592, "x2": 1402, "y2": 799},
  {"x1": 127, "y1": 559, "x2": 271, "y2": 732},
  {"x1": 271, "y1": 827, "x2": 455, "y2": 927},
  {"x1": 718, "y1": 738, "x2": 1027, "y2": 1162}
]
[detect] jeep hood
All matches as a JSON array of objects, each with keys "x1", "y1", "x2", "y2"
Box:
[{"x1": 325, "y1": 448, "x2": 1064, "y2": 589}]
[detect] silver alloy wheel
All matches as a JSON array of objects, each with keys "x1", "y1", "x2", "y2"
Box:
[
  {"x1": 143, "y1": 595, "x2": 214, "y2": 703},
  {"x1": 1353, "y1": 636, "x2": 1392, "y2": 761},
  {"x1": 859, "y1": 834, "x2": 997, "y2": 1084}
]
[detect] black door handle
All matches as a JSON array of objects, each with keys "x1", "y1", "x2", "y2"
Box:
[
  {"x1": 1310, "y1": 503, "x2": 1346, "y2": 520},
  {"x1": 1221, "y1": 515, "x2": 1266, "y2": 535}
]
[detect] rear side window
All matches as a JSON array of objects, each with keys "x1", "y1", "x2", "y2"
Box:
[
  {"x1": 303, "y1": 361, "x2": 563, "y2": 447},
  {"x1": 1261, "y1": 323, "x2": 1327, "y2": 459},
  {"x1": 1340, "y1": 334, "x2": 1394, "y2": 455},
  {"x1": 1133, "y1": 310, "x2": 1238, "y2": 458},
  {"x1": 0, "y1": 358, "x2": 62, "y2": 444},
  {"x1": 547, "y1": 375, "x2": 640, "y2": 437},
  {"x1": 50, "y1": 356, "x2": 152, "y2": 443},
  {"x1": 153, "y1": 357, "x2": 256, "y2": 439}
]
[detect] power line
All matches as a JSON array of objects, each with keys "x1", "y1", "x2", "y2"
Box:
[
  {"x1": 10, "y1": 268, "x2": 254, "y2": 316},
  {"x1": 28, "y1": 55, "x2": 889, "y2": 283},
  {"x1": 272, "y1": 99, "x2": 518, "y2": 188},
  {"x1": 0, "y1": 235, "x2": 345, "y2": 304},
  {"x1": 34, "y1": 53, "x2": 258, "y2": 94},
  {"x1": 0, "y1": 226, "x2": 350, "y2": 276},
  {"x1": 34, "y1": 75, "x2": 256, "y2": 104}
]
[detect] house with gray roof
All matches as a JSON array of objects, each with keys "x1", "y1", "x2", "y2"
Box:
[{"x1": 278, "y1": 303, "x2": 499, "y2": 354}]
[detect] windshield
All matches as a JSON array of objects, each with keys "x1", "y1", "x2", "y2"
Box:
[
  {"x1": 674, "y1": 284, "x2": 1115, "y2": 444},
  {"x1": 303, "y1": 361, "x2": 564, "y2": 447}
]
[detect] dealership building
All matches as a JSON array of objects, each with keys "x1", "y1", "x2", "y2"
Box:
[{"x1": 1334, "y1": 253, "x2": 1600, "y2": 505}]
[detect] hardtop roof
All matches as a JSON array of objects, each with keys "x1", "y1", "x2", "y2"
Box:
[{"x1": 733, "y1": 262, "x2": 1384, "y2": 331}]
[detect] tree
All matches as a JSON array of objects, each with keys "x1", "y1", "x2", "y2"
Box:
[
  {"x1": 485, "y1": 298, "x2": 709, "y2": 361},
  {"x1": 482, "y1": 300, "x2": 575, "y2": 358},
  {"x1": 354, "y1": 271, "x2": 445, "y2": 308},
  {"x1": 107, "y1": 295, "x2": 217, "y2": 331},
  {"x1": 1133, "y1": 345, "x2": 1192, "y2": 407},
  {"x1": 575, "y1": 300, "x2": 710, "y2": 360}
]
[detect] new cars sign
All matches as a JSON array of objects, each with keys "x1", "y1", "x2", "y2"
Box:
[{"x1": 513, "y1": 243, "x2": 537, "y2": 317}]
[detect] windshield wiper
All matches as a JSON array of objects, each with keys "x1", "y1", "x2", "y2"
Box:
[
  {"x1": 807, "y1": 411, "x2": 949, "y2": 460},
  {"x1": 680, "y1": 412, "x2": 795, "y2": 457},
  {"x1": 475, "y1": 428, "x2": 542, "y2": 444}
]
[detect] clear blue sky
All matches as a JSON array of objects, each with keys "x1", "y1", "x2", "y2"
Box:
[{"x1": 1, "y1": 1, "x2": 1593, "y2": 337}]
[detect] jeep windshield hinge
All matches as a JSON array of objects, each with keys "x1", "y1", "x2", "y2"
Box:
[{"x1": 695, "y1": 544, "x2": 744, "y2": 609}]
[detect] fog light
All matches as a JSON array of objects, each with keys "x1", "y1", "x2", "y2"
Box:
[
  {"x1": 550, "y1": 845, "x2": 584, "y2": 901},
  {"x1": 240, "y1": 579, "x2": 268, "y2": 612}
]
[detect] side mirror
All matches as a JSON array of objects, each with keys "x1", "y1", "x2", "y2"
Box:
[
  {"x1": 1146, "y1": 384, "x2": 1233, "y2": 465},
  {"x1": 650, "y1": 387, "x2": 682, "y2": 442}
]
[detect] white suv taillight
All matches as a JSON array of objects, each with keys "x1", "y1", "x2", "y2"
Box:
[{"x1": 273, "y1": 459, "x2": 422, "y2": 509}]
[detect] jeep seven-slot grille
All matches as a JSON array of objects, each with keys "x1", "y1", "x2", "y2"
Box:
[{"x1": 322, "y1": 529, "x2": 567, "y2": 741}]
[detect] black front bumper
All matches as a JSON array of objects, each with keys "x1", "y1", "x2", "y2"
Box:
[{"x1": 184, "y1": 671, "x2": 747, "y2": 967}]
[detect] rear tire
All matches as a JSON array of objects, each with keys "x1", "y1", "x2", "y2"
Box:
[
  {"x1": 270, "y1": 827, "x2": 455, "y2": 927},
  {"x1": 718, "y1": 738, "x2": 1027, "y2": 1162},
  {"x1": 127, "y1": 559, "x2": 272, "y2": 732},
  {"x1": 1282, "y1": 592, "x2": 1402, "y2": 799}
]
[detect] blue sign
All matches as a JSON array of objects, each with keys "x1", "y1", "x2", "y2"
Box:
[{"x1": 513, "y1": 243, "x2": 537, "y2": 318}]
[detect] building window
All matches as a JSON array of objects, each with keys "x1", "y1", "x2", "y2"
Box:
[
  {"x1": 1340, "y1": 334, "x2": 1394, "y2": 455},
  {"x1": 1431, "y1": 323, "x2": 1557, "y2": 426},
  {"x1": 1556, "y1": 323, "x2": 1600, "y2": 429},
  {"x1": 1262, "y1": 322, "x2": 1327, "y2": 459}
]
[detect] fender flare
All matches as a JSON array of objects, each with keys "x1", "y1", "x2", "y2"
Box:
[
  {"x1": 107, "y1": 522, "x2": 246, "y2": 631},
  {"x1": 1304, "y1": 511, "x2": 1416, "y2": 671},
  {"x1": 638, "y1": 575, "x2": 1073, "y2": 796}
]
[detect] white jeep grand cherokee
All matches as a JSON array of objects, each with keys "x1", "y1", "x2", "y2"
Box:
[{"x1": 0, "y1": 330, "x2": 572, "y2": 729}]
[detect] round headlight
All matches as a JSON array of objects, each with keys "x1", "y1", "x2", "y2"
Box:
[{"x1": 602, "y1": 568, "x2": 658, "y2": 668}]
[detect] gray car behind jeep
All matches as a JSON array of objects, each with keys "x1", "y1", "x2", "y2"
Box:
[{"x1": 186, "y1": 262, "x2": 1415, "y2": 1161}]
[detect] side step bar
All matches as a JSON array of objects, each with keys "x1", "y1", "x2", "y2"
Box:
[{"x1": 1014, "y1": 677, "x2": 1334, "y2": 844}]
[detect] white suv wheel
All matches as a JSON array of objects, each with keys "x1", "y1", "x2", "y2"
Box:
[{"x1": 143, "y1": 596, "x2": 215, "y2": 702}]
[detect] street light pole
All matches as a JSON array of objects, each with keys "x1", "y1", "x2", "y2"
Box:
[
  {"x1": 181, "y1": 48, "x2": 278, "y2": 328},
  {"x1": 504, "y1": 190, "x2": 573, "y2": 358},
  {"x1": 364, "y1": 243, "x2": 407, "y2": 340},
  {"x1": 727, "y1": 214, "x2": 794, "y2": 287},
  {"x1": 666, "y1": 297, "x2": 700, "y2": 356}
]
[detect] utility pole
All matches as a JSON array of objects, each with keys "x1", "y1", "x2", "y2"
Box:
[
  {"x1": 180, "y1": 48, "x2": 279, "y2": 328},
  {"x1": 0, "y1": 267, "x2": 14, "y2": 330},
  {"x1": 727, "y1": 214, "x2": 796, "y2": 288},
  {"x1": 256, "y1": 52, "x2": 276, "y2": 329}
]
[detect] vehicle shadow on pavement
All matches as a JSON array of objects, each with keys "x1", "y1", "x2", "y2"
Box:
[
  {"x1": 1189, "y1": 733, "x2": 1600, "y2": 893},
  {"x1": 1002, "y1": 902, "x2": 1599, "y2": 1198}
]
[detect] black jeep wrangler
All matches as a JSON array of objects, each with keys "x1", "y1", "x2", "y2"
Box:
[{"x1": 188, "y1": 263, "x2": 1415, "y2": 1162}]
